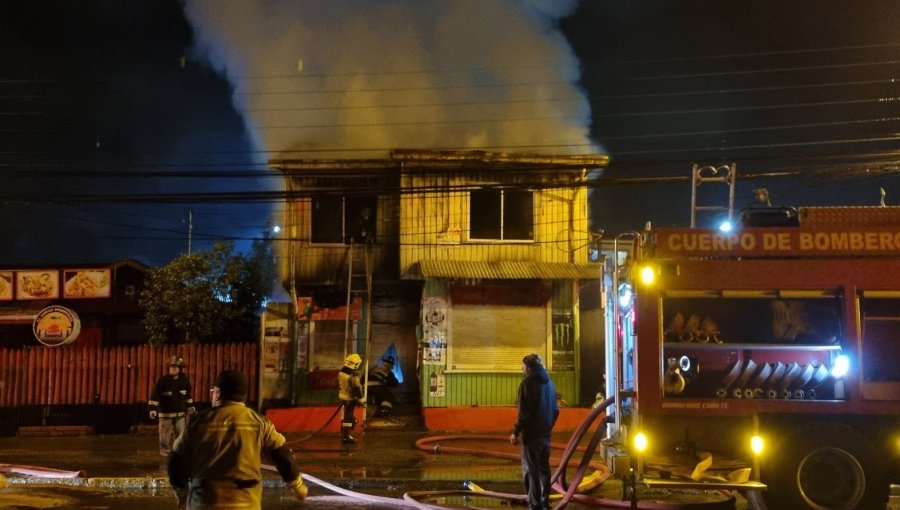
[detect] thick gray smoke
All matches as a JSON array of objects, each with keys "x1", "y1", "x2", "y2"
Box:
[{"x1": 184, "y1": 0, "x2": 597, "y2": 158}]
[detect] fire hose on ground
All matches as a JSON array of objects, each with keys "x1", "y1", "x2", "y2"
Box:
[{"x1": 270, "y1": 396, "x2": 737, "y2": 509}]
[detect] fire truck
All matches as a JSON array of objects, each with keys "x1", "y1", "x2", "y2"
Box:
[{"x1": 605, "y1": 199, "x2": 900, "y2": 509}]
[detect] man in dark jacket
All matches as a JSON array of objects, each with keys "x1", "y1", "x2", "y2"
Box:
[
  {"x1": 149, "y1": 355, "x2": 195, "y2": 456},
  {"x1": 509, "y1": 353, "x2": 559, "y2": 510},
  {"x1": 167, "y1": 370, "x2": 307, "y2": 510}
]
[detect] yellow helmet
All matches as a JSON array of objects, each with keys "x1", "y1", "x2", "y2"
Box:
[{"x1": 344, "y1": 353, "x2": 362, "y2": 370}]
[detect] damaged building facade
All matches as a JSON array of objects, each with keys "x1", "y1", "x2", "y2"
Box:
[{"x1": 267, "y1": 150, "x2": 608, "y2": 420}]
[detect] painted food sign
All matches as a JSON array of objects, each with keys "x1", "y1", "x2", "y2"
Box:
[
  {"x1": 63, "y1": 269, "x2": 111, "y2": 298},
  {"x1": 0, "y1": 272, "x2": 11, "y2": 300},
  {"x1": 16, "y1": 271, "x2": 59, "y2": 300}
]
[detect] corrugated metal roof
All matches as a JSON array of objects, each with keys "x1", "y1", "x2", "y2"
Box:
[{"x1": 416, "y1": 260, "x2": 602, "y2": 280}]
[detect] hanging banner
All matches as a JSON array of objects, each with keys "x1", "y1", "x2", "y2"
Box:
[{"x1": 552, "y1": 313, "x2": 575, "y2": 370}]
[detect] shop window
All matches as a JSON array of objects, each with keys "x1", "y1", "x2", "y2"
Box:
[
  {"x1": 309, "y1": 320, "x2": 355, "y2": 371},
  {"x1": 311, "y1": 195, "x2": 377, "y2": 244},
  {"x1": 469, "y1": 189, "x2": 533, "y2": 240}
]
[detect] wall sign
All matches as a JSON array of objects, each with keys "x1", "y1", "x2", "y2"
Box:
[{"x1": 33, "y1": 305, "x2": 81, "y2": 347}]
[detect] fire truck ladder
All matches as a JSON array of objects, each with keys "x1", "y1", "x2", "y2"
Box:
[
  {"x1": 690, "y1": 163, "x2": 736, "y2": 228},
  {"x1": 344, "y1": 241, "x2": 374, "y2": 421}
]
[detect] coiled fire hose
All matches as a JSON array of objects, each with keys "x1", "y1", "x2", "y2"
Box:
[{"x1": 269, "y1": 396, "x2": 736, "y2": 509}]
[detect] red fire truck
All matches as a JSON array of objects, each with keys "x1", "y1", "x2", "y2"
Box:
[{"x1": 606, "y1": 205, "x2": 900, "y2": 509}]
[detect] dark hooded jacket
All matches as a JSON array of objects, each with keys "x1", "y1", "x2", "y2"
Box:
[{"x1": 512, "y1": 365, "x2": 559, "y2": 442}]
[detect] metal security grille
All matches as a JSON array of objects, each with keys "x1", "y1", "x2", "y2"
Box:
[{"x1": 448, "y1": 305, "x2": 547, "y2": 372}]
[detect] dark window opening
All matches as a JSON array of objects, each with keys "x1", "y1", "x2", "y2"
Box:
[
  {"x1": 311, "y1": 195, "x2": 377, "y2": 244},
  {"x1": 469, "y1": 189, "x2": 533, "y2": 240}
]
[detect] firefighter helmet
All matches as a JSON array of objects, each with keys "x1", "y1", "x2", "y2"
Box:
[
  {"x1": 344, "y1": 353, "x2": 362, "y2": 370},
  {"x1": 167, "y1": 355, "x2": 185, "y2": 368}
]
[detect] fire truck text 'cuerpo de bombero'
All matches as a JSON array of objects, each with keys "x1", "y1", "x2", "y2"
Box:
[{"x1": 605, "y1": 203, "x2": 900, "y2": 509}]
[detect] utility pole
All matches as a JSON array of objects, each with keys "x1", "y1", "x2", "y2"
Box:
[{"x1": 187, "y1": 210, "x2": 193, "y2": 255}]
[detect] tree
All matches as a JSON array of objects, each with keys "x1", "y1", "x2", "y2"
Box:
[{"x1": 140, "y1": 239, "x2": 275, "y2": 344}]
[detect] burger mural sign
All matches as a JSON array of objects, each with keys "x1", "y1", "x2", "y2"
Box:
[{"x1": 33, "y1": 306, "x2": 81, "y2": 347}]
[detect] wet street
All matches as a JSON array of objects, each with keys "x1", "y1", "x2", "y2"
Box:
[
  {"x1": 2, "y1": 483, "x2": 739, "y2": 510},
  {"x1": 0, "y1": 430, "x2": 751, "y2": 509},
  {"x1": 0, "y1": 485, "x2": 423, "y2": 509}
]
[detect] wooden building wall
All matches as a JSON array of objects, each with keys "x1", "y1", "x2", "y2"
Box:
[
  {"x1": 399, "y1": 171, "x2": 591, "y2": 276},
  {"x1": 283, "y1": 195, "x2": 400, "y2": 284}
]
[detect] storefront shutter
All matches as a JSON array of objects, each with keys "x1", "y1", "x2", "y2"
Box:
[{"x1": 448, "y1": 305, "x2": 547, "y2": 371}]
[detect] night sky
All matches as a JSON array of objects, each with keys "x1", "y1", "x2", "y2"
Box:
[
  {"x1": 566, "y1": 1, "x2": 900, "y2": 231},
  {"x1": 2, "y1": 1, "x2": 898, "y2": 266}
]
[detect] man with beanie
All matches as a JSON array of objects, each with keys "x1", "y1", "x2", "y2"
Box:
[
  {"x1": 168, "y1": 370, "x2": 307, "y2": 510},
  {"x1": 509, "y1": 353, "x2": 559, "y2": 510}
]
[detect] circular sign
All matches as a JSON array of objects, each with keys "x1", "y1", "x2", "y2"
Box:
[{"x1": 33, "y1": 306, "x2": 81, "y2": 347}]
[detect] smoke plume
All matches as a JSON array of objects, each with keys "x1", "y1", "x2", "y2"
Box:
[{"x1": 184, "y1": 0, "x2": 597, "y2": 158}]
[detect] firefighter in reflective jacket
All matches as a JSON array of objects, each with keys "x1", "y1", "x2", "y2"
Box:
[
  {"x1": 338, "y1": 353, "x2": 365, "y2": 444},
  {"x1": 367, "y1": 356, "x2": 399, "y2": 417},
  {"x1": 168, "y1": 370, "x2": 307, "y2": 510},
  {"x1": 149, "y1": 355, "x2": 195, "y2": 456}
]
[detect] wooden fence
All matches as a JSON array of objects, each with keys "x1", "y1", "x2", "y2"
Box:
[{"x1": 0, "y1": 343, "x2": 258, "y2": 407}]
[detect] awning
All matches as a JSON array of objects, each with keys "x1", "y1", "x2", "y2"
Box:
[{"x1": 415, "y1": 260, "x2": 602, "y2": 280}]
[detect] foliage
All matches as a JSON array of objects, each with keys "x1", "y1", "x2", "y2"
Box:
[{"x1": 139, "y1": 238, "x2": 275, "y2": 344}]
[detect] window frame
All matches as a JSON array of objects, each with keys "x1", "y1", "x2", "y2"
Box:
[
  {"x1": 468, "y1": 188, "x2": 534, "y2": 242},
  {"x1": 310, "y1": 195, "x2": 377, "y2": 245}
]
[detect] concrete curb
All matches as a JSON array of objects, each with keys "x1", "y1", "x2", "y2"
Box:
[{"x1": 3, "y1": 475, "x2": 489, "y2": 493}]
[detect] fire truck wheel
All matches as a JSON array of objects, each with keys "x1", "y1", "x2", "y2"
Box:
[{"x1": 766, "y1": 423, "x2": 885, "y2": 510}]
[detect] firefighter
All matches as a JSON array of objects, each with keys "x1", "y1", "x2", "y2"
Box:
[
  {"x1": 338, "y1": 353, "x2": 365, "y2": 444},
  {"x1": 367, "y1": 356, "x2": 399, "y2": 417},
  {"x1": 149, "y1": 355, "x2": 195, "y2": 456},
  {"x1": 167, "y1": 370, "x2": 307, "y2": 509}
]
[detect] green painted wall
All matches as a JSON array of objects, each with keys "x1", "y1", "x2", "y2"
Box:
[{"x1": 420, "y1": 369, "x2": 576, "y2": 407}]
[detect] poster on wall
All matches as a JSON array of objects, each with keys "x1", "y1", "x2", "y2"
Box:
[
  {"x1": 260, "y1": 312, "x2": 293, "y2": 403},
  {"x1": 262, "y1": 318, "x2": 289, "y2": 374},
  {"x1": 428, "y1": 369, "x2": 445, "y2": 398},
  {"x1": 0, "y1": 272, "x2": 12, "y2": 300},
  {"x1": 552, "y1": 313, "x2": 575, "y2": 370},
  {"x1": 16, "y1": 270, "x2": 59, "y2": 300},
  {"x1": 421, "y1": 297, "x2": 448, "y2": 365}
]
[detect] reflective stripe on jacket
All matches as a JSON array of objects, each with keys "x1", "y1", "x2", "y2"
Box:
[
  {"x1": 149, "y1": 374, "x2": 193, "y2": 416},
  {"x1": 338, "y1": 366, "x2": 363, "y2": 401}
]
